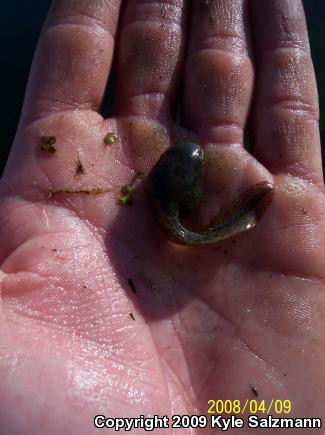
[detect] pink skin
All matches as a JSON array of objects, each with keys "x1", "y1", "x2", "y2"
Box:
[{"x1": 0, "y1": 1, "x2": 324, "y2": 434}]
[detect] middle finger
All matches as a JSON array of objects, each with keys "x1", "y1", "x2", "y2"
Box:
[
  {"x1": 182, "y1": 0, "x2": 253, "y2": 145},
  {"x1": 114, "y1": 0, "x2": 188, "y2": 120}
]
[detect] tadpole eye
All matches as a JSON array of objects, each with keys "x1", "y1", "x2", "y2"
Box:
[{"x1": 191, "y1": 144, "x2": 203, "y2": 160}]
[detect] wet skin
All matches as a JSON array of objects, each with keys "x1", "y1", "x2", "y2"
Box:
[{"x1": 148, "y1": 142, "x2": 274, "y2": 245}]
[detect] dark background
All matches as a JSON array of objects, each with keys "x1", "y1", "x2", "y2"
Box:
[{"x1": 0, "y1": 1, "x2": 324, "y2": 175}]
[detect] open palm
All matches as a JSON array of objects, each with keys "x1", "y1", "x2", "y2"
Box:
[{"x1": 1, "y1": 1, "x2": 324, "y2": 434}]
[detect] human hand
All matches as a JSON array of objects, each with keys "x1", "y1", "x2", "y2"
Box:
[{"x1": 0, "y1": 1, "x2": 324, "y2": 434}]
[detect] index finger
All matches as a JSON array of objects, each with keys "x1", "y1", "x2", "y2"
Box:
[{"x1": 19, "y1": 0, "x2": 121, "y2": 128}]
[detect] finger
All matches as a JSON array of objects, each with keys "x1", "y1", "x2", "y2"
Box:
[
  {"x1": 249, "y1": 0, "x2": 323, "y2": 184},
  {"x1": 114, "y1": 0, "x2": 187, "y2": 119},
  {"x1": 20, "y1": 0, "x2": 121, "y2": 127},
  {"x1": 181, "y1": 0, "x2": 253, "y2": 144}
]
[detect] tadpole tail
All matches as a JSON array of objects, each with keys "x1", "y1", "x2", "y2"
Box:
[
  {"x1": 153, "y1": 181, "x2": 274, "y2": 246},
  {"x1": 204, "y1": 181, "x2": 275, "y2": 241}
]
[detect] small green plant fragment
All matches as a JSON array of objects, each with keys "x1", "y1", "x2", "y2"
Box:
[
  {"x1": 118, "y1": 183, "x2": 135, "y2": 206},
  {"x1": 121, "y1": 184, "x2": 135, "y2": 196},
  {"x1": 104, "y1": 132, "x2": 117, "y2": 145},
  {"x1": 40, "y1": 135, "x2": 57, "y2": 153},
  {"x1": 117, "y1": 172, "x2": 143, "y2": 207},
  {"x1": 118, "y1": 195, "x2": 133, "y2": 206}
]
